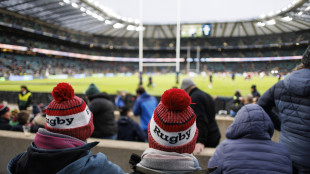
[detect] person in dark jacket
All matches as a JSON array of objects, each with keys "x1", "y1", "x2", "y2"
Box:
[
  {"x1": 18, "y1": 85, "x2": 32, "y2": 111},
  {"x1": 117, "y1": 107, "x2": 146, "y2": 142},
  {"x1": 85, "y1": 83, "x2": 117, "y2": 139},
  {"x1": 133, "y1": 87, "x2": 158, "y2": 138},
  {"x1": 208, "y1": 104, "x2": 292, "y2": 174},
  {"x1": 7, "y1": 82, "x2": 124, "y2": 174},
  {"x1": 181, "y1": 78, "x2": 221, "y2": 154},
  {"x1": 0, "y1": 104, "x2": 11, "y2": 130},
  {"x1": 257, "y1": 46, "x2": 310, "y2": 173},
  {"x1": 251, "y1": 84, "x2": 260, "y2": 99}
]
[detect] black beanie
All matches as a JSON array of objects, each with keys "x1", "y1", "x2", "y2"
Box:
[{"x1": 302, "y1": 45, "x2": 310, "y2": 67}]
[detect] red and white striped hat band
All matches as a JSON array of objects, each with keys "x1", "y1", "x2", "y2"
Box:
[
  {"x1": 46, "y1": 104, "x2": 91, "y2": 129},
  {"x1": 150, "y1": 116, "x2": 197, "y2": 147}
]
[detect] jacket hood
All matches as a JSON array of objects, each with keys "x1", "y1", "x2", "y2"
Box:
[
  {"x1": 8, "y1": 142, "x2": 98, "y2": 174},
  {"x1": 226, "y1": 104, "x2": 274, "y2": 140},
  {"x1": 88, "y1": 92, "x2": 110, "y2": 101},
  {"x1": 284, "y1": 68, "x2": 310, "y2": 96}
]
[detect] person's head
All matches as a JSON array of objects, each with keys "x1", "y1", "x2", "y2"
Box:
[
  {"x1": 251, "y1": 85, "x2": 257, "y2": 92},
  {"x1": 180, "y1": 78, "x2": 196, "y2": 92},
  {"x1": 21, "y1": 85, "x2": 28, "y2": 93},
  {"x1": 136, "y1": 87, "x2": 146, "y2": 97},
  {"x1": 0, "y1": 104, "x2": 11, "y2": 120},
  {"x1": 148, "y1": 88, "x2": 198, "y2": 154},
  {"x1": 244, "y1": 95, "x2": 253, "y2": 104},
  {"x1": 120, "y1": 107, "x2": 130, "y2": 117},
  {"x1": 46, "y1": 82, "x2": 94, "y2": 141},
  {"x1": 234, "y1": 90, "x2": 241, "y2": 97},
  {"x1": 17, "y1": 111, "x2": 30, "y2": 125},
  {"x1": 85, "y1": 83, "x2": 100, "y2": 96}
]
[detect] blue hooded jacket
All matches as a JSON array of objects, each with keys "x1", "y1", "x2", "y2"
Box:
[
  {"x1": 258, "y1": 68, "x2": 310, "y2": 168},
  {"x1": 7, "y1": 142, "x2": 125, "y2": 174},
  {"x1": 133, "y1": 92, "x2": 158, "y2": 131},
  {"x1": 208, "y1": 104, "x2": 292, "y2": 174}
]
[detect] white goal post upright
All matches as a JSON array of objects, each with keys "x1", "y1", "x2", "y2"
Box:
[
  {"x1": 138, "y1": 0, "x2": 143, "y2": 85},
  {"x1": 176, "y1": 0, "x2": 181, "y2": 84}
]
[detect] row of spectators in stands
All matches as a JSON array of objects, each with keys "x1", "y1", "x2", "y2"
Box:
[
  {"x1": 1, "y1": 11, "x2": 310, "y2": 48},
  {"x1": 0, "y1": 52, "x2": 299, "y2": 76}
]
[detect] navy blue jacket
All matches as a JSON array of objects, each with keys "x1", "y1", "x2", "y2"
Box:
[
  {"x1": 133, "y1": 93, "x2": 157, "y2": 131},
  {"x1": 117, "y1": 116, "x2": 146, "y2": 142},
  {"x1": 7, "y1": 142, "x2": 124, "y2": 174},
  {"x1": 258, "y1": 68, "x2": 310, "y2": 168},
  {"x1": 208, "y1": 104, "x2": 292, "y2": 174}
]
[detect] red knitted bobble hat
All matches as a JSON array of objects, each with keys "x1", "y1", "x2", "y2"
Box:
[
  {"x1": 45, "y1": 83, "x2": 94, "y2": 141},
  {"x1": 148, "y1": 88, "x2": 198, "y2": 154}
]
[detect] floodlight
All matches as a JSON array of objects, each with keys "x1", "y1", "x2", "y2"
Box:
[
  {"x1": 63, "y1": 0, "x2": 70, "y2": 4},
  {"x1": 305, "y1": 6, "x2": 310, "y2": 11},
  {"x1": 80, "y1": 7, "x2": 86, "y2": 12},
  {"x1": 298, "y1": 12, "x2": 303, "y2": 16},
  {"x1": 127, "y1": 25, "x2": 136, "y2": 31},
  {"x1": 105, "y1": 20, "x2": 112, "y2": 25},
  {"x1": 113, "y1": 23, "x2": 125, "y2": 29},
  {"x1": 259, "y1": 14, "x2": 266, "y2": 19},
  {"x1": 134, "y1": 19, "x2": 140, "y2": 24},
  {"x1": 266, "y1": 19, "x2": 276, "y2": 25},
  {"x1": 59, "y1": 2, "x2": 64, "y2": 6},
  {"x1": 71, "y1": 3, "x2": 79, "y2": 8},
  {"x1": 135, "y1": 26, "x2": 145, "y2": 31},
  {"x1": 281, "y1": 16, "x2": 292, "y2": 21},
  {"x1": 256, "y1": 22, "x2": 265, "y2": 27},
  {"x1": 128, "y1": 18, "x2": 134, "y2": 23}
]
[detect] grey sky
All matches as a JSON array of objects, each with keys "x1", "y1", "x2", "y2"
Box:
[{"x1": 98, "y1": 0, "x2": 295, "y2": 24}]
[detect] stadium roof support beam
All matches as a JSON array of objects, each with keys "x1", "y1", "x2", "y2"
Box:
[
  {"x1": 273, "y1": 24, "x2": 285, "y2": 33},
  {"x1": 17, "y1": 1, "x2": 58, "y2": 12},
  {"x1": 25, "y1": 5, "x2": 65, "y2": 16},
  {"x1": 83, "y1": 23, "x2": 106, "y2": 33},
  {"x1": 292, "y1": 19, "x2": 310, "y2": 28},
  {"x1": 152, "y1": 26, "x2": 157, "y2": 38},
  {"x1": 276, "y1": 22, "x2": 294, "y2": 32},
  {"x1": 263, "y1": 25, "x2": 275, "y2": 34},
  {"x1": 4, "y1": 0, "x2": 38, "y2": 9},
  {"x1": 159, "y1": 26, "x2": 168, "y2": 38},
  {"x1": 221, "y1": 23, "x2": 228, "y2": 37},
  {"x1": 212, "y1": 23, "x2": 217, "y2": 36},
  {"x1": 63, "y1": 17, "x2": 93, "y2": 26},
  {"x1": 258, "y1": 27, "x2": 267, "y2": 35},
  {"x1": 240, "y1": 22, "x2": 248, "y2": 36},
  {"x1": 47, "y1": 12, "x2": 83, "y2": 22},
  {"x1": 120, "y1": 29, "x2": 130, "y2": 37},
  {"x1": 129, "y1": 30, "x2": 137, "y2": 38},
  {"x1": 97, "y1": 26, "x2": 114, "y2": 35},
  {"x1": 69, "y1": 20, "x2": 99, "y2": 31},
  {"x1": 250, "y1": 22, "x2": 258, "y2": 36},
  {"x1": 230, "y1": 23, "x2": 238, "y2": 37},
  {"x1": 168, "y1": 25, "x2": 175, "y2": 38},
  {"x1": 279, "y1": 21, "x2": 304, "y2": 30}
]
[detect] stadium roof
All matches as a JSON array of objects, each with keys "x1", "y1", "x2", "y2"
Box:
[{"x1": 0, "y1": 0, "x2": 310, "y2": 38}]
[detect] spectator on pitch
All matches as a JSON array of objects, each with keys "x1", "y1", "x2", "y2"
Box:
[
  {"x1": 0, "y1": 104, "x2": 12, "y2": 130},
  {"x1": 133, "y1": 87, "x2": 158, "y2": 139},
  {"x1": 208, "y1": 104, "x2": 292, "y2": 174},
  {"x1": 116, "y1": 107, "x2": 146, "y2": 142},
  {"x1": 7, "y1": 83, "x2": 124, "y2": 174},
  {"x1": 251, "y1": 85, "x2": 260, "y2": 99},
  {"x1": 85, "y1": 83, "x2": 118, "y2": 139},
  {"x1": 130, "y1": 89, "x2": 216, "y2": 174},
  {"x1": 9, "y1": 109, "x2": 19, "y2": 126},
  {"x1": 181, "y1": 78, "x2": 221, "y2": 154},
  {"x1": 208, "y1": 72, "x2": 213, "y2": 88},
  {"x1": 18, "y1": 85, "x2": 32, "y2": 111},
  {"x1": 257, "y1": 46, "x2": 310, "y2": 173},
  {"x1": 147, "y1": 76, "x2": 153, "y2": 88}
]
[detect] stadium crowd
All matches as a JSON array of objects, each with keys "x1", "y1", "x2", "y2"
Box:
[{"x1": 1, "y1": 46, "x2": 310, "y2": 173}]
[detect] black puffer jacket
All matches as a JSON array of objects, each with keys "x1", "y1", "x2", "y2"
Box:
[
  {"x1": 189, "y1": 88, "x2": 221, "y2": 147},
  {"x1": 88, "y1": 93, "x2": 117, "y2": 138}
]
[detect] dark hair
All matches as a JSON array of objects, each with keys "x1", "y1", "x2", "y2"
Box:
[
  {"x1": 251, "y1": 85, "x2": 256, "y2": 89},
  {"x1": 21, "y1": 85, "x2": 28, "y2": 90},
  {"x1": 234, "y1": 90, "x2": 241, "y2": 97},
  {"x1": 120, "y1": 107, "x2": 130, "y2": 116},
  {"x1": 136, "y1": 87, "x2": 146, "y2": 95},
  {"x1": 17, "y1": 111, "x2": 30, "y2": 125},
  {"x1": 295, "y1": 63, "x2": 310, "y2": 71}
]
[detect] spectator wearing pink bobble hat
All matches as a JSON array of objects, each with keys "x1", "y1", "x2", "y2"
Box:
[
  {"x1": 7, "y1": 83, "x2": 124, "y2": 174},
  {"x1": 130, "y1": 88, "x2": 216, "y2": 174}
]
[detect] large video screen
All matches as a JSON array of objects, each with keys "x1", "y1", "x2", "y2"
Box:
[
  {"x1": 181, "y1": 25, "x2": 203, "y2": 37},
  {"x1": 181, "y1": 24, "x2": 212, "y2": 37}
]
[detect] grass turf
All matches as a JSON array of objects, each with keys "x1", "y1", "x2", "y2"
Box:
[{"x1": 0, "y1": 74, "x2": 278, "y2": 97}]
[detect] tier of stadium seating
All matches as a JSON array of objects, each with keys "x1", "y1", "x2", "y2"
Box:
[{"x1": 1, "y1": 10, "x2": 309, "y2": 49}]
